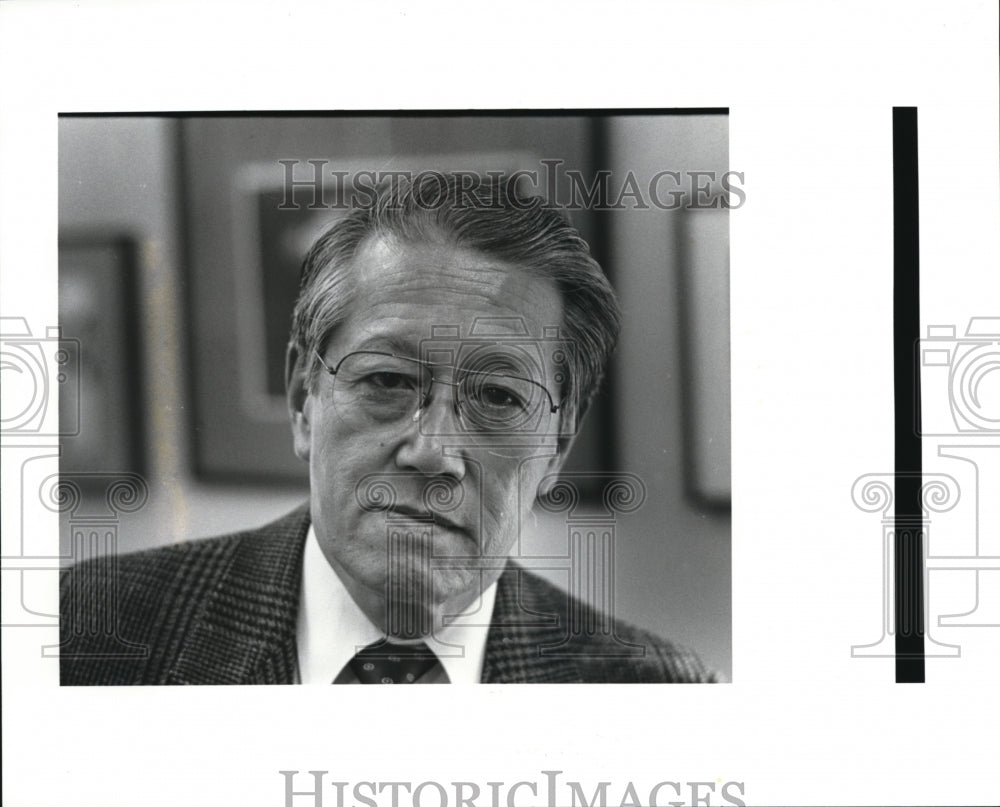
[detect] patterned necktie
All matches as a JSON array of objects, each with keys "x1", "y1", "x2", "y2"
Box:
[{"x1": 348, "y1": 641, "x2": 439, "y2": 684}]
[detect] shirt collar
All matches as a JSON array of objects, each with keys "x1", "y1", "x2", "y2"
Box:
[{"x1": 296, "y1": 523, "x2": 496, "y2": 684}]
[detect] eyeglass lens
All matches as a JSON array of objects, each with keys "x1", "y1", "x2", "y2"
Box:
[{"x1": 330, "y1": 351, "x2": 553, "y2": 436}]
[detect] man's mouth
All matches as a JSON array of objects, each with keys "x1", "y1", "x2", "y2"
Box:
[{"x1": 386, "y1": 505, "x2": 466, "y2": 533}]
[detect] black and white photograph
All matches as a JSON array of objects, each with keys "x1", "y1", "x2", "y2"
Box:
[
  {"x1": 1, "y1": 1, "x2": 997, "y2": 806},
  {"x1": 55, "y1": 113, "x2": 734, "y2": 686}
]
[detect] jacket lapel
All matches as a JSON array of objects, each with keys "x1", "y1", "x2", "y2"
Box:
[
  {"x1": 167, "y1": 506, "x2": 310, "y2": 685},
  {"x1": 481, "y1": 565, "x2": 584, "y2": 683}
]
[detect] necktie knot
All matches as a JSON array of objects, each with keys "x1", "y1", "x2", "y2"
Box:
[{"x1": 348, "y1": 641, "x2": 438, "y2": 684}]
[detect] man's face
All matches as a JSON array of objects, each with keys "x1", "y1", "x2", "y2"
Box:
[{"x1": 289, "y1": 235, "x2": 568, "y2": 632}]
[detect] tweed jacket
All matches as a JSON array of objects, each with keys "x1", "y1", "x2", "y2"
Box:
[{"x1": 59, "y1": 505, "x2": 716, "y2": 684}]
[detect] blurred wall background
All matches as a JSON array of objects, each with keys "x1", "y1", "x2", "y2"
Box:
[{"x1": 58, "y1": 114, "x2": 732, "y2": 679}]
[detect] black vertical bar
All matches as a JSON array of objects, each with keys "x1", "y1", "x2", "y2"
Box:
[{"x1": 893, "y1": 106, "x2": 925, "y2": 682}]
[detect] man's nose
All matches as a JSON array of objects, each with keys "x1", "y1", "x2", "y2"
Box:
[{"x1": 394, "y1": 387, "x2": 466, "y2": 479}]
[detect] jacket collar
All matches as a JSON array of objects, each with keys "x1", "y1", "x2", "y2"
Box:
[
  {"x1": 167, "y1": 506, "x2": 309, "y2": 685},
  {"x1": 166, "y1": 505, "x2": 583, "y2": 684},
  {"x1": 482, "y1": 567, "x2": 585, "y2": 684}
]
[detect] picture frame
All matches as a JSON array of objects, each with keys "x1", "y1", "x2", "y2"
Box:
[{"x1": 57, "y1": 233, "x2": 144, "y2": 477}]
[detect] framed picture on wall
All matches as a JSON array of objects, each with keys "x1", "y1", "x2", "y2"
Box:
[
  {"x1": 57, "y1": 234, "x2": 144, "y2": 477},
  {"x1": 677, "y1": 204, "x2": 732, "y2": 508}
]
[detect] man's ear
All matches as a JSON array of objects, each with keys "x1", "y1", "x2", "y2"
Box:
[{"x1": 286, "y1": 343, "x2": 312, "y2": 462}]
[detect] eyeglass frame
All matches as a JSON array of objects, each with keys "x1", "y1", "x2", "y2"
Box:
[{"x1": 312, "y1": 349, "x2": 562, "y2": 430}]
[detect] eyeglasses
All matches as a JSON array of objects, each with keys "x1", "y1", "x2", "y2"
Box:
[{"x1": 314, "y1": 349, "x2": 561, "y2": 437}]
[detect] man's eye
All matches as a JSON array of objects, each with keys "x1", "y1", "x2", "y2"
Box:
[
  {"x1": 364, "y1": 372, "x2": 415, "y2": 391},
  {"x1": 478, "y1": 385, "x2": 525, "y2": 409}
]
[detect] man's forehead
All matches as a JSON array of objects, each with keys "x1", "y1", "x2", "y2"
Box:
[
  {"x1": 336, "y1": 235, "x2": 564, "y2": 344},
  {"x1": 352, "y1": 235, "x2": 542, "y2": 301}
]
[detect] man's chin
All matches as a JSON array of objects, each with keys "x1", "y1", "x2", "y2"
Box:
[{"x1": 382, "y1": 569, "x2": 481, "y2": 630}]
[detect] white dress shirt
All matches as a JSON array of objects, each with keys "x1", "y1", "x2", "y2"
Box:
[{"x1": 295, "y1": 525, "x2": 497, "y2": 684}]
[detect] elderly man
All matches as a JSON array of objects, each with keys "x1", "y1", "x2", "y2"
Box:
[{"x1": 60, "y1": 174, "x2": 716, "y2": 684}]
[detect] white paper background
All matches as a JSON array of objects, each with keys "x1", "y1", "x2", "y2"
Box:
[{"x1": 2, "y1": 1, "x2": 998, "y2": 805}]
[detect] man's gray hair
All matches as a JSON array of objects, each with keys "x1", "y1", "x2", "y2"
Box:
[{"x1": 289, "y1": 173, "x2": 621, "y2": 438}]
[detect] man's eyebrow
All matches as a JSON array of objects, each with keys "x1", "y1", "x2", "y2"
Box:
[{"x1": 351, "y1": 334, "x2": 416, "y2": 355}]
